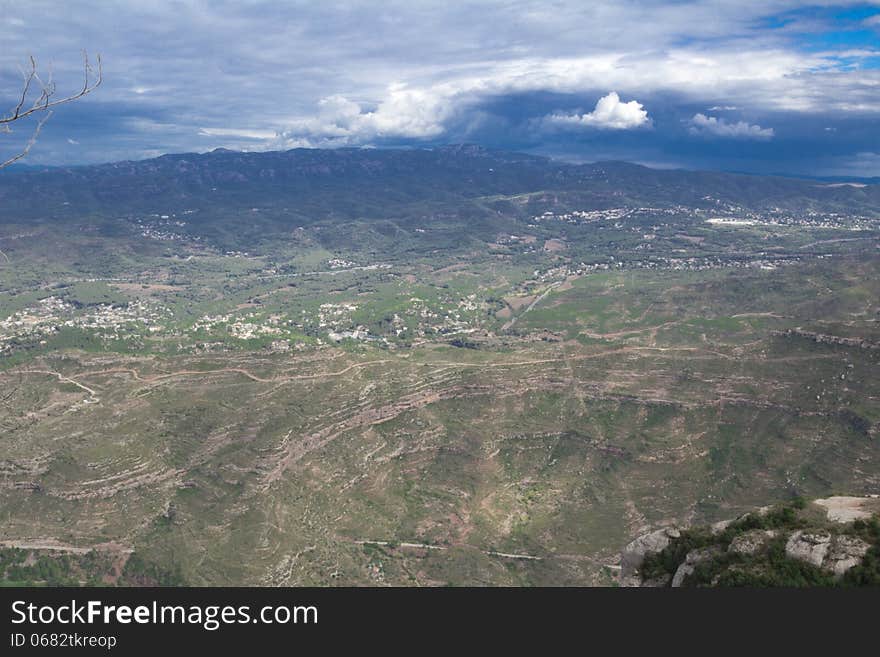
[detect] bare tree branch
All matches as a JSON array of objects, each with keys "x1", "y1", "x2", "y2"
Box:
[
  {"x1": 1, "y1": 52, "x2": 102, "y2": 125},
  {"x1": 1, "y1": 51, "x2": 102, "y2": 169},
  {"x1": 0, "y1": 111, "x2": 51, "y2": 169}
]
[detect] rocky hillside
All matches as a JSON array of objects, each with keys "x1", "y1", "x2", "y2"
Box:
[{"x1": 621, "y1": 496, "x2": 880, "y2": 587}]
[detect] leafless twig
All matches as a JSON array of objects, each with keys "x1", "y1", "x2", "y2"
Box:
[
  {"x1": 0, "y1": 111, "x2": 51, "y2": 169},
  {"x1": 1, "y1": 51, "x2": 102, "y2": 169}
]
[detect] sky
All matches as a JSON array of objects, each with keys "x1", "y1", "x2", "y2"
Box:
[{"x1": 1, "y1": 0, "x2": 879, "y2": 176}]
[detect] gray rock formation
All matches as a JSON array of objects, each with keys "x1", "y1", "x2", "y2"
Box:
[
  {"x1": 784, "y1": 531, "x2": 870, "y2": 577},
  {"x1": 671, "y1": 547, "x2": 722, "y2": 587},
  {"x1": 620, "y1": 496, "x2": 877, "y2": 586},
  {"x1": 814, "y1": 496, "x2": 880, "y2": 523},
  {"x1": 619, "y1": 527, "x2": 680, "y2": 587},
  {"x1": 822, "y1": 535, "x2": 870, "y2": 577},
  {"x1": 710, "y1": 519, "x2": 732, "y2": 535},
  {"x1": 728, "y1": 529, "x2": 778, "y2": 555},
  {"x1": 785, "y1": 531, "x2": 831, "y2": 567}
]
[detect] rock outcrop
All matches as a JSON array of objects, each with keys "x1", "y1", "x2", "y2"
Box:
[
  {"x1": 814, "y1": 496, "x2": 880, "y2": 523},
  {"x1": 620, "y1": 527, "x2": 680, "y2": 587},
  {"x1": 785, "y1": 531, "x2": 831, "y2": 567},
  {"x1": 620, "y1": 496, "x2": 878, "y2": 587},
  {"x1": 823, "y1": 536, "x2": 871, "y2": 577},
  {"x1": 784, "y1": 531, "x2": 871, "y2": 575},
  {"x1": 671, "y1": 547, "x2": 722, "y2": 587},
  {"x1": 729, "y1": 529, "x2": 778, "y2": 555}
]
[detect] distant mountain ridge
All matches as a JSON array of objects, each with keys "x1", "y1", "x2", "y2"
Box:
[{"x1": 0, "y1": 145, "x2": 877, "y2": 222}]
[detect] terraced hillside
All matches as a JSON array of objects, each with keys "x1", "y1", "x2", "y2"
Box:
[{"x1": 1, "y1": 147, "x2": 878, "y2": 585}]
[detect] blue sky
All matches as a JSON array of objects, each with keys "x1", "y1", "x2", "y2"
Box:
[{"x1": 1, "y1": 1, "x2": 879, "y2": 176}]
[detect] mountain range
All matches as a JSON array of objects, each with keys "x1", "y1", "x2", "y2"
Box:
[{"x1": 1, "y1": 145, "x2": 877, "y2": 223}]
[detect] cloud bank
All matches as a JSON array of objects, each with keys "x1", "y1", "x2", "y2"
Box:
[{"x1": 0, "y1": 1, "x2": 877, "y2": 175}]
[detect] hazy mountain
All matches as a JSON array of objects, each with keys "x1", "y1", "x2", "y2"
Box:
[{"x1": 1, "y1": 146, "x2": 877, "y2": 223}]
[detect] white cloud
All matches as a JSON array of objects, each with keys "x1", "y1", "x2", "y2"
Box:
[
  {"x1": 543, "y1": 92, "x2": 651, "y2": 130},
  {"x1": 198, "y1": 127, "x2": 277, "y2": 140},
  {"x1": 282, "y1": 86, "x2": 648, "y2": 148},
  {"x1": 274, "y1": 84, "x2": 463, "y2": 147},
  {"x1": 688, "y1": 113, "x2": 774, "y2": 139},
  {"x1": 126, "y1": 118, "x2": 186, "y2": 134}
]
